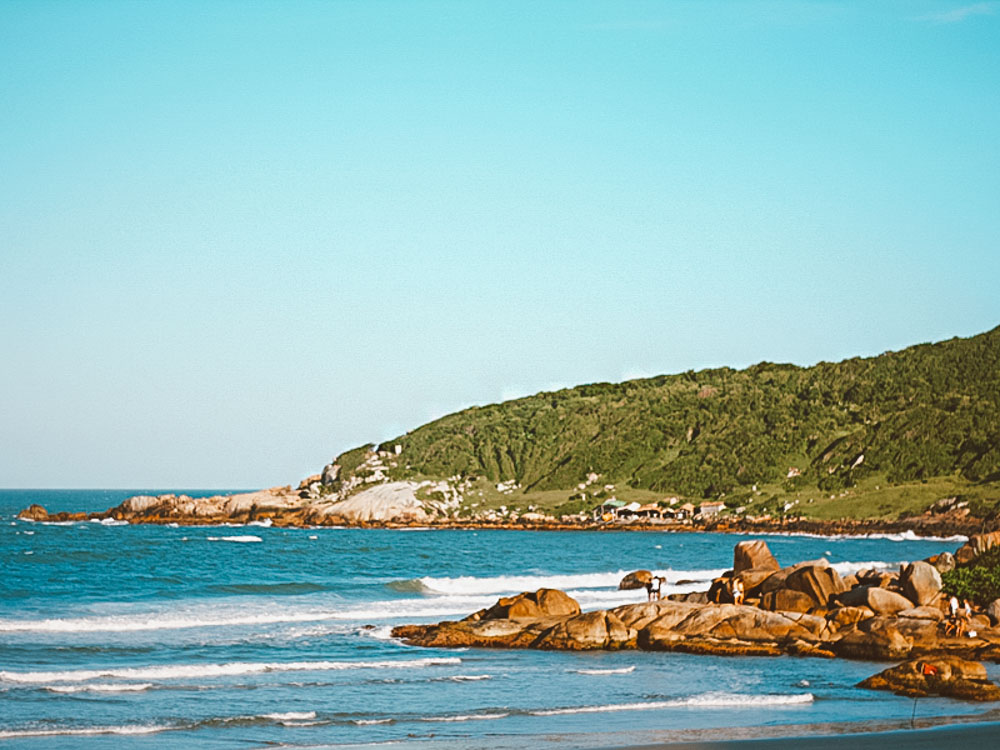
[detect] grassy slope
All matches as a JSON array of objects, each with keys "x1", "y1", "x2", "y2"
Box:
[{"x1": 329, "y1": 327, "x2": 1000, "y2": 521}]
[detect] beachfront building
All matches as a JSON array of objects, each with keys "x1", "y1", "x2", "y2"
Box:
[
  {"x1": 698, "y1": 501, "x2": 726, "y2": 518},
  {"x1": 635, "y1": 503, "x2": 664, "y2": 519},
  {"x1": 594, "y1": 498, "x2": 626, "y2": 521}
]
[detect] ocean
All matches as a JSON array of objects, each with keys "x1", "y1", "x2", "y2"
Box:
[{"x1": 2, "y1": 489, "x2": 997, "y2": 748}]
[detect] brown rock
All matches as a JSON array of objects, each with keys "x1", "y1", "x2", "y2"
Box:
[
  {"x1": 834, "y1": 623, "x2": 912, "y2": 660},
  {"x1": 897, "y1": 606, "x2": 944, "y2": 621},
  {"x1": 17, "y1": 504, "x2": 48, "y2": 521},
  {"x1": 927, "y1": 551, "x2": 956, "y2": 574},
  {"x1": 988, "y1": 599, "x2": 1000, "y2": 626},
  {"x1": 838, "y1": 585, "x2": 914, "y2": 615},
  {"x1": 784, "y1": 564, "x2": 847, "y2": 608},
  {"x1": 955, "y1": 532, "x2": 1000, "y2": 565},
  {"x1": 866, "y1": 587, "x2": 918, "y2": 615},
  {"x1": 736, "y1": 568, "x2": 781, "y2": 594},
  {"x1": 858, "y1": 657, "x2": 1000, "y2": 701},
  {"x1": 483, "y1": 589, "x2": 581, "y2": 620},
  {"x1": 900, "y1": 561, "x2": 942, "y2": 607},
  {"x1": 827, "y1": 606, "x2": 875, "y2": 628},
  {"x1": 760, "y1": 589, "x2": 815, "y2": 614},
  {"x1": 536, "y1": 610, "x2": 635, "y2": 650},
  {"x1": 734, "y1": 540, "x2": 780, "y2": 574},
  {"x1": 618, "y1": 570, "x2": 653, "y2": 590}
]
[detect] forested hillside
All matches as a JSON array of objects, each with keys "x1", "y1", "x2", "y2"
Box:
[{"x1": 333, "y1": 327, "x2": 1000, "y2": 505}]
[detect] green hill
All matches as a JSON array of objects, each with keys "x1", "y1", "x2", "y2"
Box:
[{"x1": 326, "y1": 327, "x2": 1000, "y2": 521}]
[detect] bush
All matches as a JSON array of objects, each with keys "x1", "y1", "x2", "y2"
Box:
[{"x1": 942, "y1": 547, "x2": 1000, "y2": 607}]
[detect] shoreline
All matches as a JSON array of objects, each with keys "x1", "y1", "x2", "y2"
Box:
[{"x1": 14, "y1": 506, "x2": 989, "y2": 539}]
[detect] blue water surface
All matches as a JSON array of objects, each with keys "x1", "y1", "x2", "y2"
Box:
[{"x1": 1, "y1": 489, "x2": 996, "y2": 748}]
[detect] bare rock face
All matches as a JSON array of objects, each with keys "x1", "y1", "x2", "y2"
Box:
[
  {"x1": 619, "y1": 570, "x2": 653, "y2": 590},
  {"x1": 955, "y1": 531, "x2": 1000, "y2": 564},
  {"x1": 988, "y1": 599, "x2": 1000, "y2": 626},
  {"x1": 834, "y1": 622, "x2": 912, "y2": 660},
  {"x1": 784, "y1": 564, "x2": 847, "y2": 608},
  {"x1": 858, "y1": 657, "x2": 1000, "y2": 701},
  {"x1": 759, "y1": 589, "x2": 815, "y2": 614},
  {"x1": 734, "y1": 540, "x2": 780, "y2": 574},
  {"x1": 900, "y1": 561, "x2": 942, "y2": 606},
  {"x1": 827, "y1": 605, "x2": 875, "y2": 628},
  {"x1": 927, "y1": 551, "x2": 956, "y2": 574},
  {"x1": 17, "y1": 504, "x2": 48, "y2": 521},
  {"x1": 536, "y1": 610, "x2": 635, "y2": 650},
  {"x1": 838, "y1": 585, "x2": 914, "y2": 615},
  {"x1": 482, "y1": 589, "x2": 580, "y2": 621}
]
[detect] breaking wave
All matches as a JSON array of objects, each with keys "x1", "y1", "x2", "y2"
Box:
[
  {"x1": 0, "y1": 657, "x2": 461, "y2": 684},
  {"x1": 573, "y1": 666, "x2": 636, "y2": 675},
  {"x1": 532, "y1": 692, "x2": 814, "y2": 715}
]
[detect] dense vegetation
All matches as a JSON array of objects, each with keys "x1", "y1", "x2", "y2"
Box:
[
  {"x1": 942, "y1": 547, "x2": 1000, "y2": 607},
  {"x1": 333, "y1": 327, "x2": 1000, "y2": 509}
]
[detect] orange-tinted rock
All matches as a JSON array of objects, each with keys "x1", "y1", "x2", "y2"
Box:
[
  {"x1": 619, "y1": 570, "x2": 653, "y2": 590},
  {"x1": 760, "y1": 588, "x2": 815, "y2": 614},
  {"x1": 901, "y1": 561, "x2": 942, "y2": 606},
  {"x1": 784, "y1": 564, "x2": 847, "y2": 608},
  {"x1": 834, "y1": 622, "x2": 912, "y2": 660},
  {"x1": 537, "y1": 610, "x2": 635, "y2": 650},
  {"x1": 858, "y1": 657, "x2": 1000, "y2": 701},
  {"x1": 482, "y1": 589, "x2": 581, "y2": 621},
  {"x1": 17, "y1": 504, "x2": 48, "y2": 521},
  {"x1": 827, "y1": 605, "x2": 875, "y2": 628},
  {"x1": 734, "y1": 540, "x2": 780, "y2": 573}
]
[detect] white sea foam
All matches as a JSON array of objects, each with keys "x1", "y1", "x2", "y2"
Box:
[
  {"x1": 90, "y1": 518, "x2": 129, "y2": 526},
  {"x1": 404, "y1": 569, "x2": 726, "y2": 597},
  {"x1": 248, "y1": 518, "x2": 273, "y2": 527},
  {"x1": 422, "y1": 712, "x2": 509, "y2": 722},
  {"x1": 354, "y1": 718, "x2": 393, "y2": 725},
  {"x1": 573, "y1": 666, "x2": 636, "y2": 675},
  {"x1": 261, "y1": 711, "x2": 316, "y2": 721},
  {"x1": 532, "y1": 692, "x2": 813, "y2": 715},
  {"x1": 0, "y1": 657, "x2": 461, "y2": 684},
  {"x1": 206, "y1": 535, "x2": 262, "y2": 543},
  {"x1": 44, "y1": 682, "x2": 154, "y2": 694},
  {"x1": 447, "y1": 674, "x2": 492, "y2": 681},
  {"x1": 0, "y1": 725, "x2": 170, "y2": 738},
  {"x1": 741, "y1": 530, "x2": 967, "y2": 543}
]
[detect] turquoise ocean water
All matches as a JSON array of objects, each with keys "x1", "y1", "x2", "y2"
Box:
[{"x1": 2, "y1": 489, "x2": 998, "y2": 748}]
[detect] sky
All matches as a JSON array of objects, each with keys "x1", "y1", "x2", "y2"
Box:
[{"x1": 1, "y1": 1, "x2": 998, "y2": 488}]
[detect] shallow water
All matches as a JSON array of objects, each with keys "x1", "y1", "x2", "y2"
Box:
[{"x1": 1, "y1": 489, "x2": 996, "y2": 748}]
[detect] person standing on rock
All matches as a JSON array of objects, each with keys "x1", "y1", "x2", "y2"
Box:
[
  {"x1": 652, "y1": 576, "x2": 663, "y2": 601},
  {"x1": 731, "y1": 578, "x2": 744, "y2": 606}
]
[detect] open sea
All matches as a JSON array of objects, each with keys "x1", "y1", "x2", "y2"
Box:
[{"x1": 2, "y1": 489, "x2": 999, "y2": 749}]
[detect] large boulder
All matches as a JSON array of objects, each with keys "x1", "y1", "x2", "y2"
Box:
[
  {"x1": 858, "y1": 658, "x2": 1000, "y2": 701},
  {"x1": 17, "y1": 504, "x2": 48, "y2": 521},
  {"x1": 482, "y1": 589, "x2": 581, "y2": 620},
  {"x1": 839, "y1": 586, "x2": 914, "y2": 615},
  {"x1": 834, "y1": 622, "x2": 912, "y2": 660},
  {"x1": 759, "y1": 589, "x2": 815, "y2": 614},
  {"x1": 900, "y1": 561, "x2": 942, "y2": 606},
  {"x1": 618, "y1": 570, "x2": 653, "y2": 590},
  {"x1": 734, "y1": 540, "x2": 779, "y2": 574},
  {"x1": 927, "y1": 551, "x2": 956, "y2": 574},
  {"x1": 955, "y1": 531, "x2": 1000, "y2": 565},
  {"x1": 536, "y1": 610, "x2": 635, "y2": 650},
  {"x1": 784, "y1": 564, "x2": 847, "y2": 608},
  {"x1": 988, "y1": 599, "x2": 1000, "y2": 626}
]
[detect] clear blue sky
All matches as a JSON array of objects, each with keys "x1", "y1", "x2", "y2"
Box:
[{"x1": 2, "y1": 1, "x2": 998, "y2": 488}]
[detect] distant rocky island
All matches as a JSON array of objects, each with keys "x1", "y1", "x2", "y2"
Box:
[{"x1": 19, "y1": 326, "x2": 1000, "y2": 533}]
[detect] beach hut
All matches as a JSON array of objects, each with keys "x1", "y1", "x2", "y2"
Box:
[{"x1": 636, "y1": 503, "x2": 664, "y2": 519}]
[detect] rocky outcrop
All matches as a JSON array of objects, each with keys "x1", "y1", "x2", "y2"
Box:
[
  {"x1": 989, "y1": 599, "x2": 1000, "y2": 626},
  {"x1": 619, "y1": 570, "x2": 653, "y2": 590},
  {"x1": 17, "y1": 504, "x2": 48, "y2": 521},
  {"x1": 733, "y1": 540, "x2": 779, "y2": 573},
  {"x1": 858, "y1": 657, "x2": 1000, "y2": 701},
  {"x1": 315, "y1": 482, "x2": 430, "y2": 523},
  {"x1": 394, "y1": 539, "x2": 1000, "y2": 667},
  {"x1": 900, "y1": 560, "x2": 943, "y2": 606},
  {"x1": 783, "y1": 563, "x2": 846, "y2": 609},
  {"x1": 481, "y1": 589, "x2": 581, "y2": 620},
  {"x1": 955, "y1": 532, "x2": 1000, "y2": 564}
]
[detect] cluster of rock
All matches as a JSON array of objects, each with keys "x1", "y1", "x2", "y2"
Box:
[{"x1": 393, "y1": 540, "x2": 1000, "y2": 699}]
